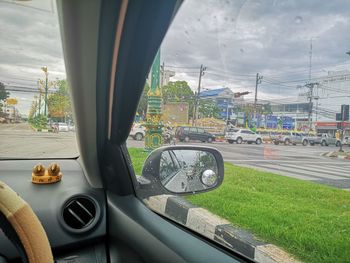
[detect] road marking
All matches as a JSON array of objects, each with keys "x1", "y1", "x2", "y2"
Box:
[
  {"x1": 272, "y1": 163, "x2": 350, "y2": 180},
  {"x1": 237, "y1": 163, "x2": 315, "y2": 180}
]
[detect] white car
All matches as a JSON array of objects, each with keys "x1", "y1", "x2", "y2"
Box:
[
  {"x1": 225, "y1": 128, "x2": 262, "y2": 145},
  {"x1": 58, "y1": 122, "x2": 69, "y2": 132},
  {"x1": 130, "y1": 123, "x2": 146, "y2": 141}
]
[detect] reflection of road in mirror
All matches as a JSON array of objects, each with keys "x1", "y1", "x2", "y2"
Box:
[{"x1": 160, "y1": 150, "x2": 218, "y2": 193}]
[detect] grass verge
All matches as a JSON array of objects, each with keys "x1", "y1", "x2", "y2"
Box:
[{"x1": 128, "y1": 147, "x2": 350, "y2": 263}]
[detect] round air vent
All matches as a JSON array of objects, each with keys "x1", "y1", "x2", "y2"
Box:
[{"x1": 61, "y1": 196, "x2": 100, "y2": 233}]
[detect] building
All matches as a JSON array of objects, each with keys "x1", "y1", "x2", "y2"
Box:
[
  {"x1": 146, "y1": 69, "x2": 175, "y2": 87},
  {"x1": 161, "y1": 69, "x2": 175, "y2": 87},
  {"x1": 199, "y1": 88, "x2": 235, "y2": 120},
  {"x1": 315, "y1": 121, "x2": 350, "y2": 136},
  {"x1": 269, "y1": 98, "x2": 311, "y2": 130}
]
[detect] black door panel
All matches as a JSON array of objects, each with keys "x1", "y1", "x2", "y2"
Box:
[{"x1": 107, "y1": 193, "x2": 243, "y2": 263}]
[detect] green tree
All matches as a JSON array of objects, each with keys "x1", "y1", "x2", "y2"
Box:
[
  {"x1": 198, "y1": 100, "x2": 220, "y2": 118},
  {"x1": 0, "y1": 82, "x2": 9, "y2": 113},
  {"x1": 48, "y1": 79, "x2": 72, "y2": 121},
  {"x1": 162, "y1": 81, "x2": 195, "y2": 116}
]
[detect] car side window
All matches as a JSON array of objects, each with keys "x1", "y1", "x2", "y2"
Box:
[
  {"x1": 190, "y1": 128, "x2": 197, "y2": 133},
  {"x1": 197, "y1": 128, "x2": 205, "y2": 133}
]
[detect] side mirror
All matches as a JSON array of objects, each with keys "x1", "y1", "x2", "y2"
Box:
[{"x1": 137, "y1": 146, "x2": 224, "y2": 198}]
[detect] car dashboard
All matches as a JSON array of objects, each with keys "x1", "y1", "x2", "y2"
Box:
[{"x1": 0, "y1": 160, "x2": 106, "y2": 262}]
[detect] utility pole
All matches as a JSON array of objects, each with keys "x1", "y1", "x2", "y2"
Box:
[
  {"x1": 192, "y1": 64, "x2": 206, "y2": 126},
  {"x1": 37, "y1": 80, "x2": 42, "y2": 115},
  {"x1": 254, "y1": 73, "x2": 263, "y2": 119},
  {"x1": 309, "y1": 38, "x2": 313, "y2": 82},
  {"x1": 305, "y1": 82, "x2": 318, "y2": 130},
  {"x1": 41, "y1": 66, "x2": 49, "y2": 116}
]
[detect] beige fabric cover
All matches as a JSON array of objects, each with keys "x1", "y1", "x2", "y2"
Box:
[{"x1": 0, "y1": 181, "x2": 53, "y2": 263}]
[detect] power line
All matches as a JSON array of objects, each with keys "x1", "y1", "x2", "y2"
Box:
[{"x1": 164, "y1": 65, "x2": 199, "y2": 69}]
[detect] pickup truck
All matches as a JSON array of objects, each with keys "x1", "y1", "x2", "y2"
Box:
[
  {"x1": 271, "y1": 131, "x2": 309, "y2": 146},
  {"x1": 308, "y1": 133, "x2": 342, "y2": 146}
]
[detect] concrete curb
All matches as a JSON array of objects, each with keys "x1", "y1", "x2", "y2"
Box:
[
  {"x1": 145, "y1": 195, "x2": 300, "y2": 263},
  {"x1": 322, "y1": 151, "x2": 350, "y2": 160}
]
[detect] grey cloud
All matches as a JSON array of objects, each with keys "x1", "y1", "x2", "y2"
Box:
[{"x1": 161, "y1": 0, "x2": 350, "y2": 100}]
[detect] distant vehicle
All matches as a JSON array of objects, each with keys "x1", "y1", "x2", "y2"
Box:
[
  {"x1": 257, "y1": 130, "x2": 271, "y2": 143},
  {"x1": 309, "y1": 133, "x2": 342, "y2": 146},
  {"x1": 225, "y1": 128, "x2": 262, "y2": 144},
  {"x1": 58, "y1": 122, "x2": 69, "y2": 132},
  {"x1": 129, "y1": 123, "x2": 146, "y2": 141},
  {"x1": 0, "y1": 117, "x2": 7, "y2": 124},
  {"x1": 175, "y1": 126, "x2": 215, "y2": 143},
  {"x1": 272, "y1": 131, "x2": 309, "y2": 146},
  {"x1": 68, "y1": 124, "x2": 75, "y2": 132},
  {"x1": 344, "y1": 136, "x2": 350, "y2": 146}
]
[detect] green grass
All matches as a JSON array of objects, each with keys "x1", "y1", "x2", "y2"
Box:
[
  {"x1": 128, "y1": 148, "x2": 350, "y2": 263},
  {"x1": 128, "y1": 148, "x2": 149, "y2": 175}
]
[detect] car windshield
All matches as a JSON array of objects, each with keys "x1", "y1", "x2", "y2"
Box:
[
  {"x1": 0, "y1": 1, "x2": 78, "y2": 158},
  {"x1": 127, "y1": 0, "x2": 350, "y2": 261}
]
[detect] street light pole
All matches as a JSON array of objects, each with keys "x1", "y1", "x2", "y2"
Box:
[{"x1": 41, "y1": 67, "x2": 48, "y2": 116}]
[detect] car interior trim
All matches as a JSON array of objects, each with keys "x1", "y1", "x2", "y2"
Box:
[
  {"x1": 56, "y1": 0, "x2": 103, "y2": 188},
  {"x1": 108, "y1": 0, "x2": 129, "y2": 140}
]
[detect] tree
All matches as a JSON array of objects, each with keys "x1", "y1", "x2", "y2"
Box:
[
  {"x1": 198, "y1": 100, "x2": 220, "y2": 118},
  {"x1": 0, "y1": 82, "x2": 9, "y2": 113},
  {"x1": 162, "y1": 81, "x2": 195, "y2": 116},
  {"x1": 47, "y1": 80, "x2": 72, "y2": 121}
]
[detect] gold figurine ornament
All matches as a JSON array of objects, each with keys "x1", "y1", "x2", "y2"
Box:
[{"x1": 32, "y1": 163, "x2": 62, "y2": 184}]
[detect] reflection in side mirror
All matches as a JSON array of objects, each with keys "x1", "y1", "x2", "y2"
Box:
[
  {"x1": 138, "y1": 146, "x2": 224, "y2": 197},
  {"x1": 201, "y1": 169, "x2": 217, "y2": 187},
  {"x1": 159, "y1": 150, "x2": 219, "y2": 193}
]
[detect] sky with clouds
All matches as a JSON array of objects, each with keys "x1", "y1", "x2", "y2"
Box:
[
  {"x1": 1, "y1": 0, "x2": 350, "y2": 118},
  {"x1": 161, "y1": 0, "x2": 350, "y2": 115}
]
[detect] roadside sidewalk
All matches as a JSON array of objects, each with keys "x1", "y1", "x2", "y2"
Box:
[{"x1": 145, "y1": 195, "x2": 300, "y2": 263}]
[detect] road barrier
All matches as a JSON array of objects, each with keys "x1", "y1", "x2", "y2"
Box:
[{"x1": 145, "y1": 195, "x2": 300, "y2": 263}]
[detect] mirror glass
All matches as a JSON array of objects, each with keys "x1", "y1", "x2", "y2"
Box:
[{"x1": 160, "y1": 150, "x2": 218, "y2": 193}]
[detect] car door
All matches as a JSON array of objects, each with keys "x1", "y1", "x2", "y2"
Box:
[
  {"x1": 243, "y1": 130, "x2": 253, "y2": 141},
  {"x1": 329, "y1": 135, "x2": 336, "y2": 145},
  {"x1": 189, "y1": 127, "x2": 198, "y2": 141},
  {"x1": 294, "y1": 133, "x2": 302, "y2": 144},
  {"x1": 197, "y1": 128, "x2": 206, "y2": 141}
]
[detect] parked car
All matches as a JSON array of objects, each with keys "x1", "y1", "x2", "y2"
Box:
[
  {"x1": 309, "y1": 133, "x2": 342, "y2": 146},
  {"x1": 225, "y1": 128, "x2": 262, "y2": 144},
  {"x1": 175, "y1": 126, "x2": 215, "y2": 143},
  {"x1": 129, "y1": 123, "x2": 146, "y2": 141}
]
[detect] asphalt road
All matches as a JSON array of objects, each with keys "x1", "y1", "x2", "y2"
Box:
[
  {"x1": 1, "y1": 123, "x2": 350, "y2": 189},
  {"x1": 128, "y1": 139, "x2": 350, "y2": 190},
  {"x1": 0, "y1": 123, "x2": 78, "y2": 158}
]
